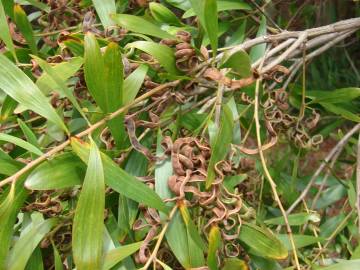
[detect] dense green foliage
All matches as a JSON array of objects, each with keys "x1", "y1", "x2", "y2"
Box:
[{"x1": 0, "y1": 1, "x2": 359, "y2": 269}]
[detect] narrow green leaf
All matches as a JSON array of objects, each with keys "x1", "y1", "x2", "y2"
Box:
[
  {"x1": 222, "y1": 258, "x2": 249, "y2": 270},
  {"x1": 7, "y1": 218, "x2": 58, "y2": 270},
  {"x1": 277, "y1": 234, "x2": 325, "y2": 250},
  {"x1": 308, "y1": 88, "x2": 360, "y2": 104},
  {"x1": 25, "y1": 153, "x2": 85, "y2": 190},
  {"x1": 14, "y1": 4, "x2": 37, "y2": 54},
  {"x1": 92, "y1": 0, "x2": 116, "y2": 28},
  {"x1": 36, "y1": 57, "x2": 83, "y2": 95},
  {"x1": 0, "y1": 180, "x2": 28, "y2": 269},
  {"x1": 206, "y1": 105, "x2": 233, "y2": 188},
  {"x1": 204, "y1": 0, "x2": 218, "y2": 55},
  {"x1": 111, "y1": 14, "x2": 175, "y2": 39},
  {"x1": 207, "y1": 226, "x2": 221, "y2": 270},
  {"x1": 84, "y1": 34, "x2": 125, "y2": 146},
  {"x1": 156, "y1": 260, "x2": 173, "y2": 270},
  {"x1": 220, "y1": 50, "x2": 252, "y2": 77},
  {"x1": 183, "y1": 0, "x2": 251, "y2": 18},
  {"x1": 71, "y1": 138, "x2": 168, "y2": 213},
  {"x1": 25, "y1": 247, "x2": 44, "y2": 270},
  {"x1": 149, "y1": 2, "x2": 182, "y2": 26},
  {"x1": 102, "y1": 242, "x2": 143, "y2": 270},
  {"x1": 17, "y1": 118, "x2": 40, "y2": 150},
  {"x1": 0, "y1": 0, "x2": 17, "y2": 61},
  {"x1": 265, "y1": 212, "x2": 321, "y2": 226},
  {"x1": 53, "y1": 244, "x2": 64, "y2": 270},
  {"x1": 24, "y1": 0, "x2": 50, "y2": 13},
  {"x1": 0, "y1": 133, "x2": 43, "y2": 156},
  {"x1": 0, "y1": 149, "x2": 24, "y2": 176},
  {"x1": 225, "y1": 20, "x2": 247, "y2": 47},
  {"x1": 0, "y1": 95, "x2": 18, "y2": 122},
  {"x1": 0, "y1": 54, "x2": 67, "y2": 132},
  {"x1": 179, "y1": 203, "x2": 207, "y2": 251},
  {"x1": 73, "y1": 140, "x2": 105, "y2": 270},
  {"x1": 249, "y1": 15, "x2": 266, "y2": 62},
  {"x1": 238, "y1": 223, "x2": 288, "y2": 260},
  {"x1": 123, "y1": 64, "x2": 148, "y2": 105},
  {"x1": 126, "y1": 41, "x2": 179, "y2": 75},
  {"x1": 319, "y1": 260, "x2": 360, "y2": 270},
  {"x1": 31, "y1": 55, "x2": 86, "y2": 120},
  {"x1": 320, "y1": 102, "x2": 360, "y2": 122}
]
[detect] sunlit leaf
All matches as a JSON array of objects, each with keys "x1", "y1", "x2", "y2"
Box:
[
  {"x1": 14, "y1": 4, "x2": 37, "y2": 54},
  {"x1": 92, "y1": 0, "x2": 115, "y2": 28},
  {"x1": 123, "y1": 64, "x2": 148, "y2": 105},
  {"x1": 249, "y1": 15, "x2": 266, "y2": 62},
  {"x1": 238, "y1": 223, "x2": 288, "y2": 260},
  {"x1": 0, "y1": 54, "x2": 68, "y2": 132},
  {"x1": 126, "y1": 41, "x2": 179, "y2": 75},
  {"x1": 7, "y1": 218, "x2": 58, "y2": 270},
  {"x1": 149, "y1": 2, "x2": 182, "y2": 26},
  {"x1": 184, "y1": 0, "x2": 251, "y2": 18},
  {"x1": 111, "y1": 14, "x2": 175, "y2": 39},
  {"x1": 206, "y1": 105, "x2": 233, "y2": 188},
  {"x1": 0, "y1": 133, "x2": 43, "y2": 156},
  {"x1": 203, "y1": 0, "x2": 218, "y2": 55},
  {"x1": 220, "y1": 50, "x2": 252, "y2": 77},
  {"x1": 0, "y1": 0, "x2": 16, "y2": 60},
  {"x1": 72, "y1": 140, "x2": 105, "y2": 270},
  {"x1": 25, "y1": 153, "x2": 85, "y2": 190},
  {"x1": 71, "y1": 138, "x2": 168, "y2": 213},
  {"x1": 207, "y1": 225, "x2": 221, "y2": 270},
  {"x1": 102, "y1": 241, "x2": 143, "y2": 270},
  {"x1": 0, "y1": 180, "x2": 28, "y2": 269}
]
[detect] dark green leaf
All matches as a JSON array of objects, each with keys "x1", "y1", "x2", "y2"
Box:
[
  {"x1": 0, "y1": 133, "x2": 43, "y2": 156},
  {"x1": 203, "y1": 0, "x2": 218, "y2": 55}
]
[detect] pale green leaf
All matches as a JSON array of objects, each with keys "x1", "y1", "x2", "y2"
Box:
[
  {"x1": 0, "y1": 133, "x2": 43, "y2": 156},
  {"x1": 238, "y1": 223, "x2": 288, "y2": 260},
  {"x1": 92, "y1": 0, "x2": 116, "y2": 28},
  {"x1": 184, "y1": 0, "x2": 251, "y2": 18},
  {"x1": 71, "y1": 138, "x2": 168, "y2": 213},
  {"x1": 126, "y1": 41, "x2": 179, "y2": 75},
  {"x1": 0, "y1": 0, "x2": 16, "y2": 60},
  {"x1": 123, "y1": 64, "x2": 148, "y2": 105},
  {"x1": 7, "y1": 218, "x2": 58, "y2": 270},
  {"x1": 14, "y1": 4, "x2": 37, "y2": 54},
  {"x1": 149, "y1": 2, "x2": 182, "y2": 26},
  {"x1": 249, "y1": 15, "x2": 266, "y2": 62},
  {"x1": 220, "y1": 50, "x2": 252, "y2": 77},
  {"x1": 204, "y1": 0, "x2": 218, "y2": 55},
  {"x1": 102, "y1": 242, "x2": 143, "y2": 270},
  {"x1": 111, "y1": 14, "x2": 175, "y2": 39},
  {"x1": 0, "y1": 54, "x2": 67, "y2": 132},
  {"x1": 25, "y1": 153, "x2": 85, "y2": 190},
  {"x1": 206, "y1": 105, "x2": 233, "y2": 188},
  {"x1": 73, "y1": 140, "x2": 105, "y2": 270}
]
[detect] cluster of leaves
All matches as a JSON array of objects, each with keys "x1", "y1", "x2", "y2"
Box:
[{"x1": 0, "y1": 0, "x2": 359, "y2": 270}]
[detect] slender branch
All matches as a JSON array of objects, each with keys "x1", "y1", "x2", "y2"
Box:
[
  {"x1": 286, "y1": 123, "x2": 360, "y2": 215},
  {"x1": 357, "y1": 131, "x2": 360, "y2": 233},
  {"x1": 0, "y1": 80, "x2": 180, "y2": 188},
  {"x1": 140, "y1": 205, "x2": 178, "y2": 270},
  {"x1": 254, "y1": 52, "x2": 301, "y2": 269}
]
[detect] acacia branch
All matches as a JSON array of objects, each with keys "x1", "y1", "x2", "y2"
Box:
[{"x1": 0, "y1": 80, "x2": 180, "y2": 188}]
